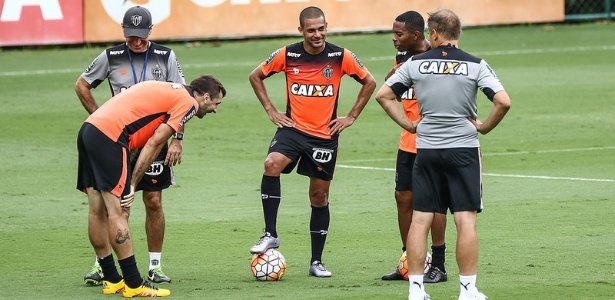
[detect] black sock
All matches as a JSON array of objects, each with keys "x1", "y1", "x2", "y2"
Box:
[
  {"x1": 309, "y1": 204, "x2": 330, "y2": 263},
  {"x1": 431, "y1": 244, "x2": 446, "y2": 272},
  {"x1": 118, "y1": 255, "x2": 142, "y2": 288},
  {"x1": 261, "y1": 175, "x2": 281, "y2": 237},
  {"x1": 98, "y1": 254, "x2": 122, "y2": 283}
]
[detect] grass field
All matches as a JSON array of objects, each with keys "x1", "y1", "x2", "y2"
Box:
[{"x1": 1, "y1": 21, "x2": 614, "y2": 299}]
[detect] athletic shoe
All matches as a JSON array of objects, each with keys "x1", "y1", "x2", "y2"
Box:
[
  {"x1": 458, "y1": 290, "x2": 488, "y2": 300},
  {"x1": 84, "y1": 264, "x2": 103, "y2": 286},
  {"x1": 102, "y1": 279, "x2": 125, "y2": 295},
  {"x1": 308, "y1": 260, "x2": 332, "y2": 277},
  {"x1": 249, "y1": 232, "x2": 280, "y2": 254},
  {"x1": 148, "y1": 266, "x2": 171, "y2": 283},
  {"x1": 409, "y1": 289, "x2": 431, "y2": 300},
  {"x1": 122, "y1": 280, "x2": 170, "y2": 298},
  {"x1": 381, "y1": 269, "x2": 405, "y2": 280},
  {"x1": 423, "y1": 266, "x2": 447, "y2": 283}
]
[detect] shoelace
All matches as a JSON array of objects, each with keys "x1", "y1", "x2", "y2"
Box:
[
  {"x1": 313, "y1": 262, "x2": 327, "y2": 271},
  {"x1": 141, "y1": 280, "x2": 159, "y2": 290}
]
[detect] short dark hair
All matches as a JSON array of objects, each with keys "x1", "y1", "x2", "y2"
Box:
[
  {"x1": 190, "y1": 75, "x2": 226, "y2": 98},
  {"x1": 299, "y1": 6, "x2": 325, "y2": 27},
  {"x1": 395, "y1": 11, "x2": 425, "y2": 34},
  {"x1": 427, "y1": 9, "x2": 461, "y2": 40}
]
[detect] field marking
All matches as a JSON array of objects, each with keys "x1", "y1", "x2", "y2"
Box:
[
  {"x1": 341, "y1": 146, "x2": 615, "y2": 163},
  {"x1": 336, "y1": 164, "x2": 615, "y2": 183},
  {"x1": 1, "y1": 44, "x2": 614, "y2": 77}
]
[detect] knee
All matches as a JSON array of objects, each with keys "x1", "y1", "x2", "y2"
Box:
[
  {"x1": 143, "y1": 192, "x2": 163, "y2": 211},
  {"x1": 310, "y1": 190, "x2": 328, "y2": 207},
  {"x1": 263, "y1": 157, "x2": 284, "y2": 175}
]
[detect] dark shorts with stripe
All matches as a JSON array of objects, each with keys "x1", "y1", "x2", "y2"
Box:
[
  {"x1": 395, "y1": 149, "x2": 416, "y2": 191},
  {"x1": 130, "y1": 143, "x2": 174, "y2": 192},
  {"x1": 412, "y1": 147, "x2": 483, "y2": 214},
  {"x1": 76, "y1": 122, "x2": 131, "y2": 198},
  {"x1": 268, "y1": 128, "x2": 338, "y2": 181}
]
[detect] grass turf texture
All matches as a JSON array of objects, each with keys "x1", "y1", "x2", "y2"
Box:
[{"x1": 0, "y1": 22, "x2": 614, "y2": 299}]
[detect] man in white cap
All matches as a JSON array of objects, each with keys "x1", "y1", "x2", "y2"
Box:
[{"x1": 75, "y1": 5, "x2": 185, "y2": 286}]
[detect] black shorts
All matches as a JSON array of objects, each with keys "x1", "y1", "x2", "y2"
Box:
[
  {"x1": 76, "y1": 123, "x2": 131, "y2": 198},
  {"x1": 268, "y1": 128, "x2": 338, "y2": 181},
  {"x1": 395, "y1": 149, "x2": 416, "y2": 191},
  {"x1": 130, "y1": 143, "x2": 174, "y2": 192},
  {"x1": 412, "y1": 148, "x2": 482, "y2": 214}
]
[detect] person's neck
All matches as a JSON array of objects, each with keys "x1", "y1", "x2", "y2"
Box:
[{"x1": 435, "y1": 40, "x2": 458, "y2": 48}]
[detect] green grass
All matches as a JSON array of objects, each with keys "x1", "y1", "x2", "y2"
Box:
[{"x1": 1, "y1": 22, "x2": 615, "y2": 299}]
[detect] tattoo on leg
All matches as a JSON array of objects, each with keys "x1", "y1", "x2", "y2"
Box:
[{"x1": 115, "y1": 229, "x2": 131, "y2": 244}]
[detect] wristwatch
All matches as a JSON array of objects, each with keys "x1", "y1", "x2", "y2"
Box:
[{"x1": 173, "y1": 132, "x2": 184, "y2": 140}]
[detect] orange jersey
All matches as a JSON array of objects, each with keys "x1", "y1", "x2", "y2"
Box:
[
  {"x1": 394, "y1": 51, "x2": 421, "y2": 153},
  {"x1": 85, "y1": 81, "x2": 198, "y2": 150},
  {"x1": 260, "y1": 42, "x2": 370, "y2": 139}
]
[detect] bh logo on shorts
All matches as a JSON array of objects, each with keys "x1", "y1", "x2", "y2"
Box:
[
  {"x1": 312, "y1": 148, "x2": 334, "y2": 163},
  {"x1": 145, "y1": 161, "x2": 164, "y2": 176}
]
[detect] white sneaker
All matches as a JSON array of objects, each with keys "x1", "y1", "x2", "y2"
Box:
[
  {"x1": 308, "y1": 260, "x2": 332, "y2": 277},
  {"x1": 249, "y1": 232, "x2": 280, "y2": 254},
  {"x1": 409, "y1": 281, "x2": 431, "y2": 300},
  {"x1": 458, "y1": 290, "x2": 488, "y2": 300},
  {"x1": 409, "y1": 290, "x2": 431, "y2": 300}
]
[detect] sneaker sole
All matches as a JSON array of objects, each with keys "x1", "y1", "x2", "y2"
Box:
[
  {"x1": 249, "y1": 246, "x2": 279, "y2": 255},
  {"x1": 84, "y1": 279, "x2": 102, "y2": 286}
]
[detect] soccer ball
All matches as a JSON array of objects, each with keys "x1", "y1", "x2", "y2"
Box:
[
  {"x1": 250, "y1": 248, "x2": 287, "y2": 281},
  {"x1": 397, "y1": 251, "x2": 432, "y2": 280}
]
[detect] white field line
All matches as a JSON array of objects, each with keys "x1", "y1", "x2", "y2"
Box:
[
  {"x1": 341, "y1": 146, "x2": 615, "y2": 163},
  {"x1": 338, "y1": 145, "x2": 615, "y2": 183},
  {"x1": 336, "y1": 165, "x2": 615, "y2": 183},
  {"x1": 2, "y1": 45, "x2": 614, "y2": 77}
]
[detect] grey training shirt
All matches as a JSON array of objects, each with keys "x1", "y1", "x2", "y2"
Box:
[{"x1": 385, "y1": 46, "x2": 504, "y2": 149}]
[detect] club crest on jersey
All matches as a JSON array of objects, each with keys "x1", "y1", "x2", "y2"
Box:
[
  {"x1": 419, "y1": 61, "x2": 468, "y2": 75},
  {"x1": 291, "y1": 83, "x2": 334, "y2": 97},
  {"x1": 312, "y1": 148, "x2": 334, "y2": 163},
  {"x1": 322, "y1": 65, "x2": 333, "y2": 80},
  {"x1": 151, "y1": 65, "x2": 163, "y2": 81}
]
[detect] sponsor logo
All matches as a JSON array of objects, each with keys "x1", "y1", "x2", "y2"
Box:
[
  {"x1": 84, "y1": 58, "x2": 98, "y2": 73},
  {"x1": 290, "y1": 83, "x2": 334, "y2": 97},
  {"x1": 312, "y1": 148, "x2": 334, "y2": 163},
  {"x1": 154, "y1": 49, "x2": 168, "y2": 55},
  {"x1": 109, "y1": 50, "x2": 125, "y2": 55},
  {"x1": 171, "y1": 83, "x2": 183, "y2": 89},
  {"x1": 287, "y1": 52, "x2": 301, "y2": 58},
  {"x1": 264, "y1": 49, "x2": 281, "y2": 65},
  {"x1": 179, "y1": 106, "x2": 196, "y2": 127},
  {"x1": 293, "y1": 67, "x2": 300, "y2": 75},
  {"x1": 270, "y1": 138, "x2": 277, "y2": 148},
  {"x1": 349, "y1": 51, "x2": 364, "y2": 68},
  {"x1": 401, "y1": 87, "x2": 415, "y2": 100},
  {"x1": 418, "y1": 61, "x2": 468, "y2": 75},
  {"x1": 327, "y1": 51, "x2": 342, "y2": 57},
  {"x1": 397, "y1": 51, "x2": 407, "y2": 56},
  {"x1": 145, "y1": 161, "x2": 164, "y2": 176}
]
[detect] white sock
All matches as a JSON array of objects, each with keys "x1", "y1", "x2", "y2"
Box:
[
  {"x1": 408, "y1": 275, "x2": 425, "y2": 297},
  {"x1": 149, "y1": 252, "x2": 162, "y2": 270},
  {"x1": 460, "y1": 274, "x2": 477, "y2": 295}
]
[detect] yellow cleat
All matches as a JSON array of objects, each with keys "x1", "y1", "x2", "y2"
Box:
[
  {"x1": 102, "y1": 279, "x2": 125, "y2": 295},
  {"x1": 122, "y1": 280, "x2": 170, "y2": 298}
]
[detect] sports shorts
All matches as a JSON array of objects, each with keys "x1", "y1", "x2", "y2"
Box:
[
  {"x1": 76, "y1": 122, "x2": 131, "y2": 198},
  {"x1": 268, "y1": 128, "x2": 338, "y2": 181},
  {"x1": 412, "y1": 147, "x2": 483, "y2": 214},
  {"x1": 130, "y1": 143, "x2": 174, "y2": 192},
  {"x1": 395, "y1": 149, "x2": 416, "y2": 191}
]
